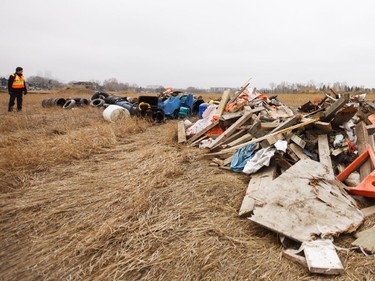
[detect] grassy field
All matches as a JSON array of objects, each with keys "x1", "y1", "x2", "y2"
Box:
[{"x1": 0, "y1": 89, "x2": 374, "y2": 280}]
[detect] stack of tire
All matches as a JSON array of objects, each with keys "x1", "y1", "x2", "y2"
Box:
[
  {"x1": 62, "y1": 98, "x2": 89, "y2": 109},
  {"x1": 42, "y1": 98, "x2": 67, "y2": 108},
  {"x1": 90, "y1": 91, "x2": 128, "y2": 108}
]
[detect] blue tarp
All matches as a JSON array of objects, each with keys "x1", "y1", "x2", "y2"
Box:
[{"x1": 230, "y1": 143, "x2": 257, "y2": 172}]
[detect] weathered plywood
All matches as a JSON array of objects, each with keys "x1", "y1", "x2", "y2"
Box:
[
  {"x1": 352, "y1": 226, "x2": 375, "y2": 253},
  {"x1": 250, "y1": 159, "x2": 364, "y2": 242},
  {"x1": 238, "y1": 166, "x2": 276, "y2": 217},
  {"x1": 303, "y1": 239, "x2": 344, "y2": 275}
]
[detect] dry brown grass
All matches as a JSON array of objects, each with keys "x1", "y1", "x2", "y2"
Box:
[{"x1": 0, "y1": 89, "x2": 374, "y2": 280}]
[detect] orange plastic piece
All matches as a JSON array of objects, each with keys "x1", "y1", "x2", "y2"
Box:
[
  {"x1": 336, "y1": 144, "x2": 375, "y2": 197},
  {"x1": 206, "y1": 125, "x2": 224, "y2": 137},
  {"x1": 368, "y1": 113, "x2": 375, "y2": 124}
]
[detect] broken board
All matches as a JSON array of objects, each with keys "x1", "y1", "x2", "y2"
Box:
[
  {"x1": 239, "y1": 165, "x2": 276, "y2": 217},
  {"x1": 352, "y1": 226, "x2": 375, "y2": 254},
  {"x1": 303, "y1": 239, "x2": 344, "y2": 275},
  {"x1": 250, "y1": 159, "x2": 364, "y2": 242}
]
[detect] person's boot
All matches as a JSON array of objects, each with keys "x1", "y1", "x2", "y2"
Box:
[
  {"x1": 17, "y1": 108, "x2": 22, "y2": 112},
  {"x1": 8, "y1": 107, "x2": 13, "y2": 112}
]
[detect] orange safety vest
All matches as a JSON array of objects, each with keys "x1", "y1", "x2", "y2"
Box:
[{"x1": 11, "y1": 74, "x2": 25, "y2": 89}]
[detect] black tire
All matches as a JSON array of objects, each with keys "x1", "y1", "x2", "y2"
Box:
[
  {"x1": 90, "y1": 99, "x2": 105, "y2": 107},
  {"x1": 63, "y1": 99, "x2": 76, "y2": 109},
  {"x1": 90, "y1": 91, "x2": 109, "y2": 101}
]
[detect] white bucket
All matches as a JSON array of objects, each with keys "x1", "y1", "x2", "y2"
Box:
[{"x1": 103, "y1": 105, "x2": 130, "y2": 122}]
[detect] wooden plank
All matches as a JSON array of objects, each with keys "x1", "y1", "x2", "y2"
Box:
[
  {"x1": 270, "y1": 115, "x2": 300, "y2": 133},
  {"x1": 289, "y1": 143, "x2": 309, "y2": 160},
  {"x1": 282, "y1": 250, "x2": 308, "y2": 268},
  {"x1": 220, "y1": 111, "x2": 244, "y2": 121},
  {"x1": 313, "y1": 121, "x2": 332, "y2": 133},
  {"x1": 226, "y1": 133, "x2": 253, "y2": 148},
  {"x1": 366, "y1": 124, "x2": 375, "y2": 135},
  {"x1": 223, "y1": 156, "x2": 232, "y2": 166},
  {"x1": 190, "y1": 135, "x2": 207, "y2": 147},
  {"x1": 187, "y1": 120, "x2": 219, "y2": 144},
  {"x1": 290, "y1": 134, "x2": 306, "y2": 149},
  {"x1": 303, "y1": 239, "x2": 344, "y2": 275},
  {"x1": 177, "y1": 121, "x2": 187, "y2": 143},
  {"x1": 356, "y1": 121, "x2": 372, "y2": 181},
  {"x1": 208, "y1": 118, "x2": 320, "y2": 157},
  {"x1": 211, "y1": 158, "x2": 224, "y2": 166},
  {"x1": 227, "y1": 82, "x2": 250, "y2": 105},
  {"x1": 207, "y1": 111, "x2": 253, "y2": 149},
  {"x1": 352, "y1": 226, "x2": 375, "y2": 254},
  {"x1": 321, "y1": 94, "x2": 350, "y2": 122},
  {"x1": 361, "y1": 205, "x2": 375, "y2": 217},
  {"x1": 318, "y1": 134, "x2": 334, "y2": 179},
  {"x1": 216, "y1": 90, "x2": 231, "y2": 117},
  {"x1": 250, "y1": 159, "x2": 364, "y2": 242},
  {"x1": 220, "y1": 129, "x2": 247, "y2": 146},
  {"x1": 239, "y1": 165, "x2": 276, "y2": 217},
  {"x1": 331, "y1": 106, "x2": 357, "y2": 127},
  {"x1": 261, "y1": 121, "x2": 280, "y2": 130},
  {"x1": 248, "y1": 119, "x2": 267, "y2": 139},
  {"x1": 260, "y1": 135, "x2": 278, "y2": 148}
]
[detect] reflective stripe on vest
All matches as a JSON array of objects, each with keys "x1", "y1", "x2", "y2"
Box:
[{"x1": 11, "y1": 74, "x2": 25, "y2": 89}]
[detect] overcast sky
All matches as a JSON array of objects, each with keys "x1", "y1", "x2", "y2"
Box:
[{"x1": 1, "y1": 0, "x2": 374, "y2": 89}]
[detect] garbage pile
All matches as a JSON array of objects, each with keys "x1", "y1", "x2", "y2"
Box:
[
  {"x1": 179, "y1": 84, "x2": 375, "y2": 275},
  {"x1": 41, "y1": 89, "x2": 206, "y2": 123}
]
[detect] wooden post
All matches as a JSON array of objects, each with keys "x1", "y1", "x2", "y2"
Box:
[
  {"x1": 177, "y1": 121, "x2": 187, "y2": 143},
  {"x1": 318, "y1": 134, "x2": 334, "y2": 179},
  {"x1": 216, "y1": 90, "x2": 231, "y2": 117}
]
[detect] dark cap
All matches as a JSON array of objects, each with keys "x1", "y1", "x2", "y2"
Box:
[{"x1": 16, "y1": 67, "x2": 23, "y2": 72}]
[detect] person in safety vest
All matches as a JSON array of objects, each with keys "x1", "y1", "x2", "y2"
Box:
[{"x1": 8, "y1": 66, "x2": 27, "y2": 112}]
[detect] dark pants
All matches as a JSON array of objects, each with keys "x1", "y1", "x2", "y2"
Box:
[{"x1": 8, "y1": 92, "x2": 23, "y2": 111}]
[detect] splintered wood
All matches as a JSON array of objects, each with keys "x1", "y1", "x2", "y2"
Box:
[{"x1": 250, "y1": 159, "x2": 364, "y2": 243}]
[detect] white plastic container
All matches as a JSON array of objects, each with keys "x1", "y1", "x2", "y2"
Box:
[{"x1": 103, "y1": 105, "x2": 130, "y2": 122}]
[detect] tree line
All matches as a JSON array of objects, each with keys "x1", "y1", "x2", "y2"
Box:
[{"x1": 1, "y1": 76, "x2": 373, "y2": 93}]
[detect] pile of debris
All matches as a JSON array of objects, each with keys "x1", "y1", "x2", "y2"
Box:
[
  {"x1": 41, "y1": 90, "x2": 206, "y2": 123},
  {"x1": 179, "y1": 84, "x2": 375, "y2": 275}
]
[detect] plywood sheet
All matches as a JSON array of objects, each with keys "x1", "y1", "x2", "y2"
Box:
[{"x1": 250, "y1": 159, "x2": 364, "y2": 242}]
